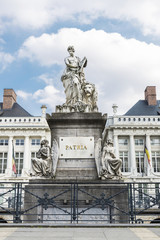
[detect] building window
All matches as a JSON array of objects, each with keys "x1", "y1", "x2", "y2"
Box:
[
  {"x1": 31, "y1": 139, "x2": 40, "y2": 146},
  {"x1": 119, "y1": 151, "x2": 129, "y2": 172},
  {"x1": 0, "y1": 139, "x2": 8, "y2": 146},
  {"x1": 0, "y1": 153, "x2": 7, "y2": 174},
  {"x1": 118, "y1": 139, "x2": 128, "y2": 145},
  {"x1": 15, "y1": 152, "x2": 23, "y2": 175},
  {"x1": 15, "y1": 139, "x2": 24, "y2": 146},
  {"x1": 151, "y1": 138, "x2": 160, "y2": 146},
  {"x1": 31, "y1": 152, "x2": 37, "y2": 159},
  {"x1": 135, "y1": 139, "x2": 144, "y2": 146},
  {"x1": 152, "y1": 152, "x2": 160, "y2": 172},
  {"x1": 136, "y1": 152, "x2": 144, "y2": 173}
]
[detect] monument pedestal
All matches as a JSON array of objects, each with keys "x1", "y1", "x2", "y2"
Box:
[
  {"x1": 24, "y1": 179, "x2": 129, "y2": 224},
  {"x1": 47, "y1": 112, "x2": 107, "y2": 180}
]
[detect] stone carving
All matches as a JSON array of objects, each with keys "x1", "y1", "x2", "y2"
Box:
[
  {"x1": 31, "y1": 140, "x2": 54, "y2": 177},
  {"x1": 95, "y1": 138, "x2": 102, "y2": 177},
  {"x1": 95, "y1": 139, "x2": 122, "y2": 179},
  {"x1": 61, "y1": 45, "x2": 87, "y2": 105},
  {"x1": 82, "y1": 82, "x2": 98, "y2": 112},
  {"x1": 52, "y1": 139, "x2": 59, "y2": 177},
  {"x1": 56, "y1": 46, "x2": 98, "y2": 113}
]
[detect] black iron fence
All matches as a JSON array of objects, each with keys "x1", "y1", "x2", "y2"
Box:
[{"x1": 0, "y1": 181, "x2": 160, "y2": 224}]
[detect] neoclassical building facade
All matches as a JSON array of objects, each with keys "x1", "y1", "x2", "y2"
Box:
[
  {"x1": 0, "y1": 89, "x2": 50, "y2": 181},
  {"x1": 107, "y1": 86, "x2": 160, "y2": 184}
]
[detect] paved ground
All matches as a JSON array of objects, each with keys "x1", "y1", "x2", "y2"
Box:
[{"x1": 0, "y1": 227, "x2": 160, "y2": 240}]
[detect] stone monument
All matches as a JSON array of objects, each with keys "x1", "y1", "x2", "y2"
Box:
[
  {"x1": 25, "y1": 46, "x2": 128, "y2": 224},
  {"x1": 30, "y1": 45, "x2": 122, "y2": 180}
]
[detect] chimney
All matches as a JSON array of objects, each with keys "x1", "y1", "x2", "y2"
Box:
[
  {"x1": 3, "y1": 89, "x2": 17, "y2": 109},
  {"x1": 145, "y1": 86, "x2": 157, "y2": 106}
]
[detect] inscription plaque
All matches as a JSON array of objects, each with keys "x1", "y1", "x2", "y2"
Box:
[{"x1": 59, "y1": 137, "x2": 94, "y2": 159}]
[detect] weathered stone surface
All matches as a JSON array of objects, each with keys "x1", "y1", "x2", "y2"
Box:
[
  {"x1": 47, "y1": 112, "x2": 107, "y2": 179},
  {"x1": 59, "y1": 137, "x2": 94, "y2": 159},
  {"x1": 24, "y1": 180, "x2": 129, "y2": 224}
]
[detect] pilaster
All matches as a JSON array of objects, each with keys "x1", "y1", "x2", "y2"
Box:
[
  {"x1": 130, "y1": 135, "x2": 137, "y2": 176},
  {"x1": 5, "y1": 136, "x2": 13, "y2": 176},
  {"x1": 22, "y1": 136, "x2": 30, "y2": 177},
  {"x1": 114, "y1": 135, "x2": 119, "y2": 158}
]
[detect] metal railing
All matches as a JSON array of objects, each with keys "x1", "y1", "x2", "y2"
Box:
[{"x1": 0, "y1": 181, "x2": 160, "y2": 224}]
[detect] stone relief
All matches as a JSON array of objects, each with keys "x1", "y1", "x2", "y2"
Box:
[
  {"x1": 56, "y1": 46, "x2": 98, "y2": 113},
  {"x1": 95, "y1": 138, "x2": 122, "y2": 179},
  {"x1": 52, "y1": 139, "x2": 59, "y2": 177},
  {"x1": 31, "y1": 139, "x2": 58, "y2": 178}
]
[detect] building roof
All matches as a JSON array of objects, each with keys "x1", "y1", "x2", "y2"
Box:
[
  {"x1": 0, "y1": 102, "x2": 32, "y2": 117},
  {"x1": 125, "y1": 100, "x2": 160, "y2": 116}
]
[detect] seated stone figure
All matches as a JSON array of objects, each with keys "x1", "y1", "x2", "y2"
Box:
[
  {"x1": 31, "y1": 140, "x2": 53, "y2": 177},
  {"x1": 100, "y1": 139, "x2": 122, "y2": 179}
]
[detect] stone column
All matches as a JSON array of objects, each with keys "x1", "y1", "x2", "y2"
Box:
[
  {"x1": 22, "y1": 136, "x2": 30, "y2": 176},
  {"x1": 145, "y1": 134, "x2": 152, "y2": 175},
  {"x1": 130, "y1": 135, "x2": 137, "y2": 176},
  {"x1": 5, "y1": 136, "x2": 13, "y2": 176},
  {"x1": 114, "y1": 135, "x2": 119, "y2": 158}
]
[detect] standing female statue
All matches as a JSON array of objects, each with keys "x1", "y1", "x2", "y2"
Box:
[{"x1": 61, "y1": 46, "x2": 87, "y2": 105}]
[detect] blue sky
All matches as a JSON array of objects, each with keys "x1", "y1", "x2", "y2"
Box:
[{"x1": 1, "y1": 0, "x2": 160, "y2": 116}]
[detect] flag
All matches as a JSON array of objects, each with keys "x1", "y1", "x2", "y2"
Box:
[
  {"x1": 12, "y1": 142, "x2": 17, "y2": 174},
  {"x1": 144, "y1": 145, "x2": 151, "y2": 166}
]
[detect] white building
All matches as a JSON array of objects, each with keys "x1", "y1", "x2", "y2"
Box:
[
  {"x1": 0, "y1": 89, "x2": 50, "y2": 181},
  {"x1": 107, "y1": 86, "x2": 160, "y2": 184}
]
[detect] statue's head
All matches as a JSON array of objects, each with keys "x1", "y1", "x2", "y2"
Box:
[
  {"x1": 41, "y1": 139, "x2": 49, "y2": 146},
  {"x1": 107, "y1": 139, "x2": 113, "y2": 146},
  {"x1": 67, "y1": 46, "x2": 75, "y2": 53}
]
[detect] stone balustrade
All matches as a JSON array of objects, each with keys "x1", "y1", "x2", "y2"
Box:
[
  {"x1": 0, "y1": 117, "x2": 46, "y2": 126},
  {"x1": 107, "y1": 116, "x2": 160, "y2": 126}
]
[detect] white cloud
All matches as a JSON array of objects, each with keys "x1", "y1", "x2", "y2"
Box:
[
  {"x1": 18, "y1": 33, "x2": 64, "y2": 66},
  {"x1": 17, "y1": 28, "x2": 160, "y2": 114},
  {"x1": 0, "y1": 0, "x2": 160, "y2": 37},
  {"x1": 33, "y1": 85, "x2": 64, "y2": 112},
  {"x1": 0, "y1": 51, "x2": 14, "y2": 72},
  {"x1": 16, "y1": 90, "x2": 32, "y2": 100},
  {"x1": 16, "y1": 85, "x2": 65, "y2": 113},
  {"x1": 38, "y1": 74, "x2": 54, "y2": 85}
]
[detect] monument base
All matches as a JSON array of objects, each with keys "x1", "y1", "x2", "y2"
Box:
[
  {"x1": 47, "y1": 112, "x2": 107, "y2": 180},
  {"x1": 24, "y1": 179, "x2": 129, "y2": 224}
]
